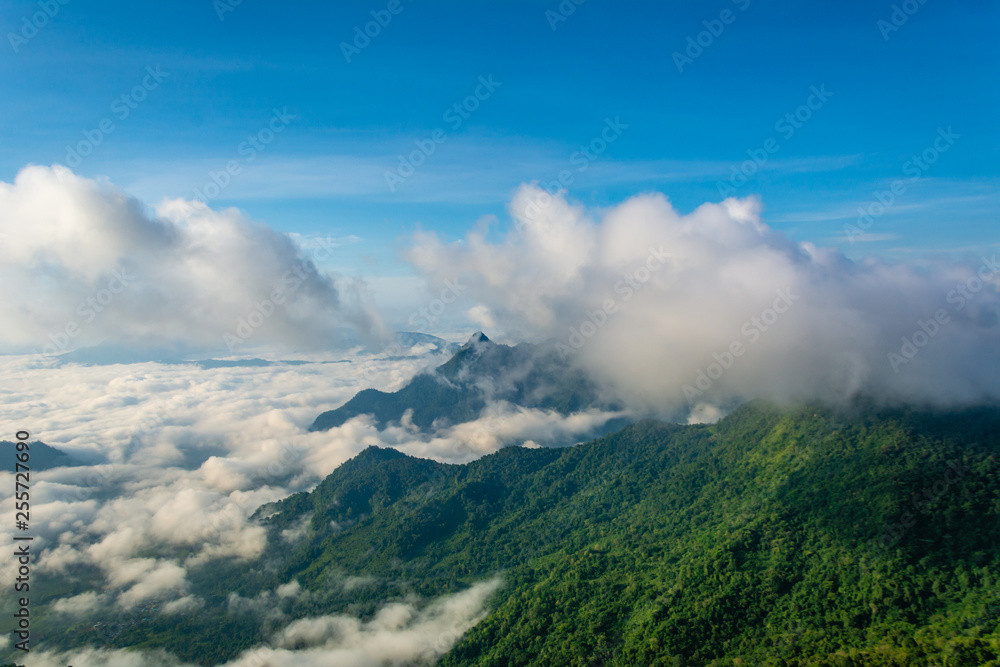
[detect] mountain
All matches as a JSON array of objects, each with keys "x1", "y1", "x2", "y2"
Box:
[
  {"x1": 53, "y1": 332, "x2": 457, "y2": 367},
  {"x1": 286, "y1": 403, "x2": 1000, "y2": 666},
  {"x1": 46, "y1": 402, "x2": 1000, "y2": 666},
  {"x1": 54, "y1": 342, "x2": 201, "y2": 365},
  {"x1": 0, "y1": 440, "x2": 81, "y2": 469},
  {"x1": 309, "y1": 332, "x2": 620, "y2": 432},
  {"x1": 393, "y1": 330, "x2": 463, "y2": 356}
]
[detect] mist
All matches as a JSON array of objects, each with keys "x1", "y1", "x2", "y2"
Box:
[{"x1": 408, "y1": 185, "x2": 1000, "y2": 418}]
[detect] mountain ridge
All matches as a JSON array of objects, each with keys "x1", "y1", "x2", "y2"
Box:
[{"x1": 309, "y1": 331, "x2": 622, "y2": 433}]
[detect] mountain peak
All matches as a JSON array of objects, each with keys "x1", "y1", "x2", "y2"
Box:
[
  {"x1": 463, "y1": 331, "x2": 491, "y2": 348},
  {"x1": 352, "y1": 445, "x2": 407, "y2": 463}
]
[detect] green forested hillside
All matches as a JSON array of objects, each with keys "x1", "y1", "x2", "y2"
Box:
[
  {"x1": 439, "y1": 405, "x2": 1000, "y2": 666},
  {"x1": 22, "y1": 403, "x2": 1000, "y2": 666}
]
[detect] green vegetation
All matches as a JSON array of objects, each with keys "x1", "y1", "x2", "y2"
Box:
[{"x1": 15, "y1": 402, "x2": 1000, "y2": 666}]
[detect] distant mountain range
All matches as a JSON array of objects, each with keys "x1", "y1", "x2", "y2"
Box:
[
  {"x1": 50, "y1": 332, "x2": 458, "y2": 367},
  {"x1": 310, "y1": 332, "x2": 622, "y2": 432},
  {"x1": 0, "y1": 440, "x2": 81, "y2": 469}
]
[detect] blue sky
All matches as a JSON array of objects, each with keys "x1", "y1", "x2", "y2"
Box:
[{"x1": 3, "y1": 0, "x2": 998, "y2": 283}]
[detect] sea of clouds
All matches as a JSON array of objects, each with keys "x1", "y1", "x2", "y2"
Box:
[{"x1": 0, "y1": 346, "x2": 612, "y2": 665}]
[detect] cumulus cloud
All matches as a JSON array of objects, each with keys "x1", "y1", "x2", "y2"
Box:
[
  {"x1": 221, "y1": 578, "x2": 501, "y2": 667},
  {"x1": 24, "y1": 580, "x2": 499, "y2": 667},
  {"x1": 0, "y1": 164, "x2": 381, "y2": 355},
  {"x1": 407, "y1": 185, "x2": 1000, "y2": 416}
]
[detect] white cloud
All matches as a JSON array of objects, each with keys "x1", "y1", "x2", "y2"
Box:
[
  {"x1": 51, "y1": 591, "x2": 108, "y2": 616},
  {"x1": 221, "y1": 579, "x2": 501, "y2": 667},
  {"x1": 162, "y1": 595, "x2": 205, "y2": 616},
  {"x1": 310, "y1": 402, "x2": 624, "y2": 465},
  {"x1": 0, "y1": 343, "x2": 598, "y2": 628},
  {"x1": 408, "y1": 185, "x2": 1000, "y2": 417},
  {"x1": 275, "y1": 580, "x2": 304, "y2": 599},
  {"x1": 19, "y1": 648, "x2": 197, "y2": 667},
  {"x1": 24, "y1": 580, "x2": 500, "y2": 667},
  {"x1": 9, "y1": 172, "x2": 996, "y2": 664},
  {"x1": 0, "y1": 346, "x2": 443, "y2": 611},
  {"x1": 0, "y1": 164, "x2": 381, "y2": 355}
]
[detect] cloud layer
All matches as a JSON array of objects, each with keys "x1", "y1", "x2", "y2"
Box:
[
  {"x1": 409, "y1": 185, "x2": 1000, "y2": 416},
  {"x1": 23, "y1": 579, "x2": 500, "y2": 667},
  {"x1": 0, "y1": 346, "x2": 596, "y2": 627},
  {"x1": 221, "y1": 578, "x2": 501, "y2": 667}
]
